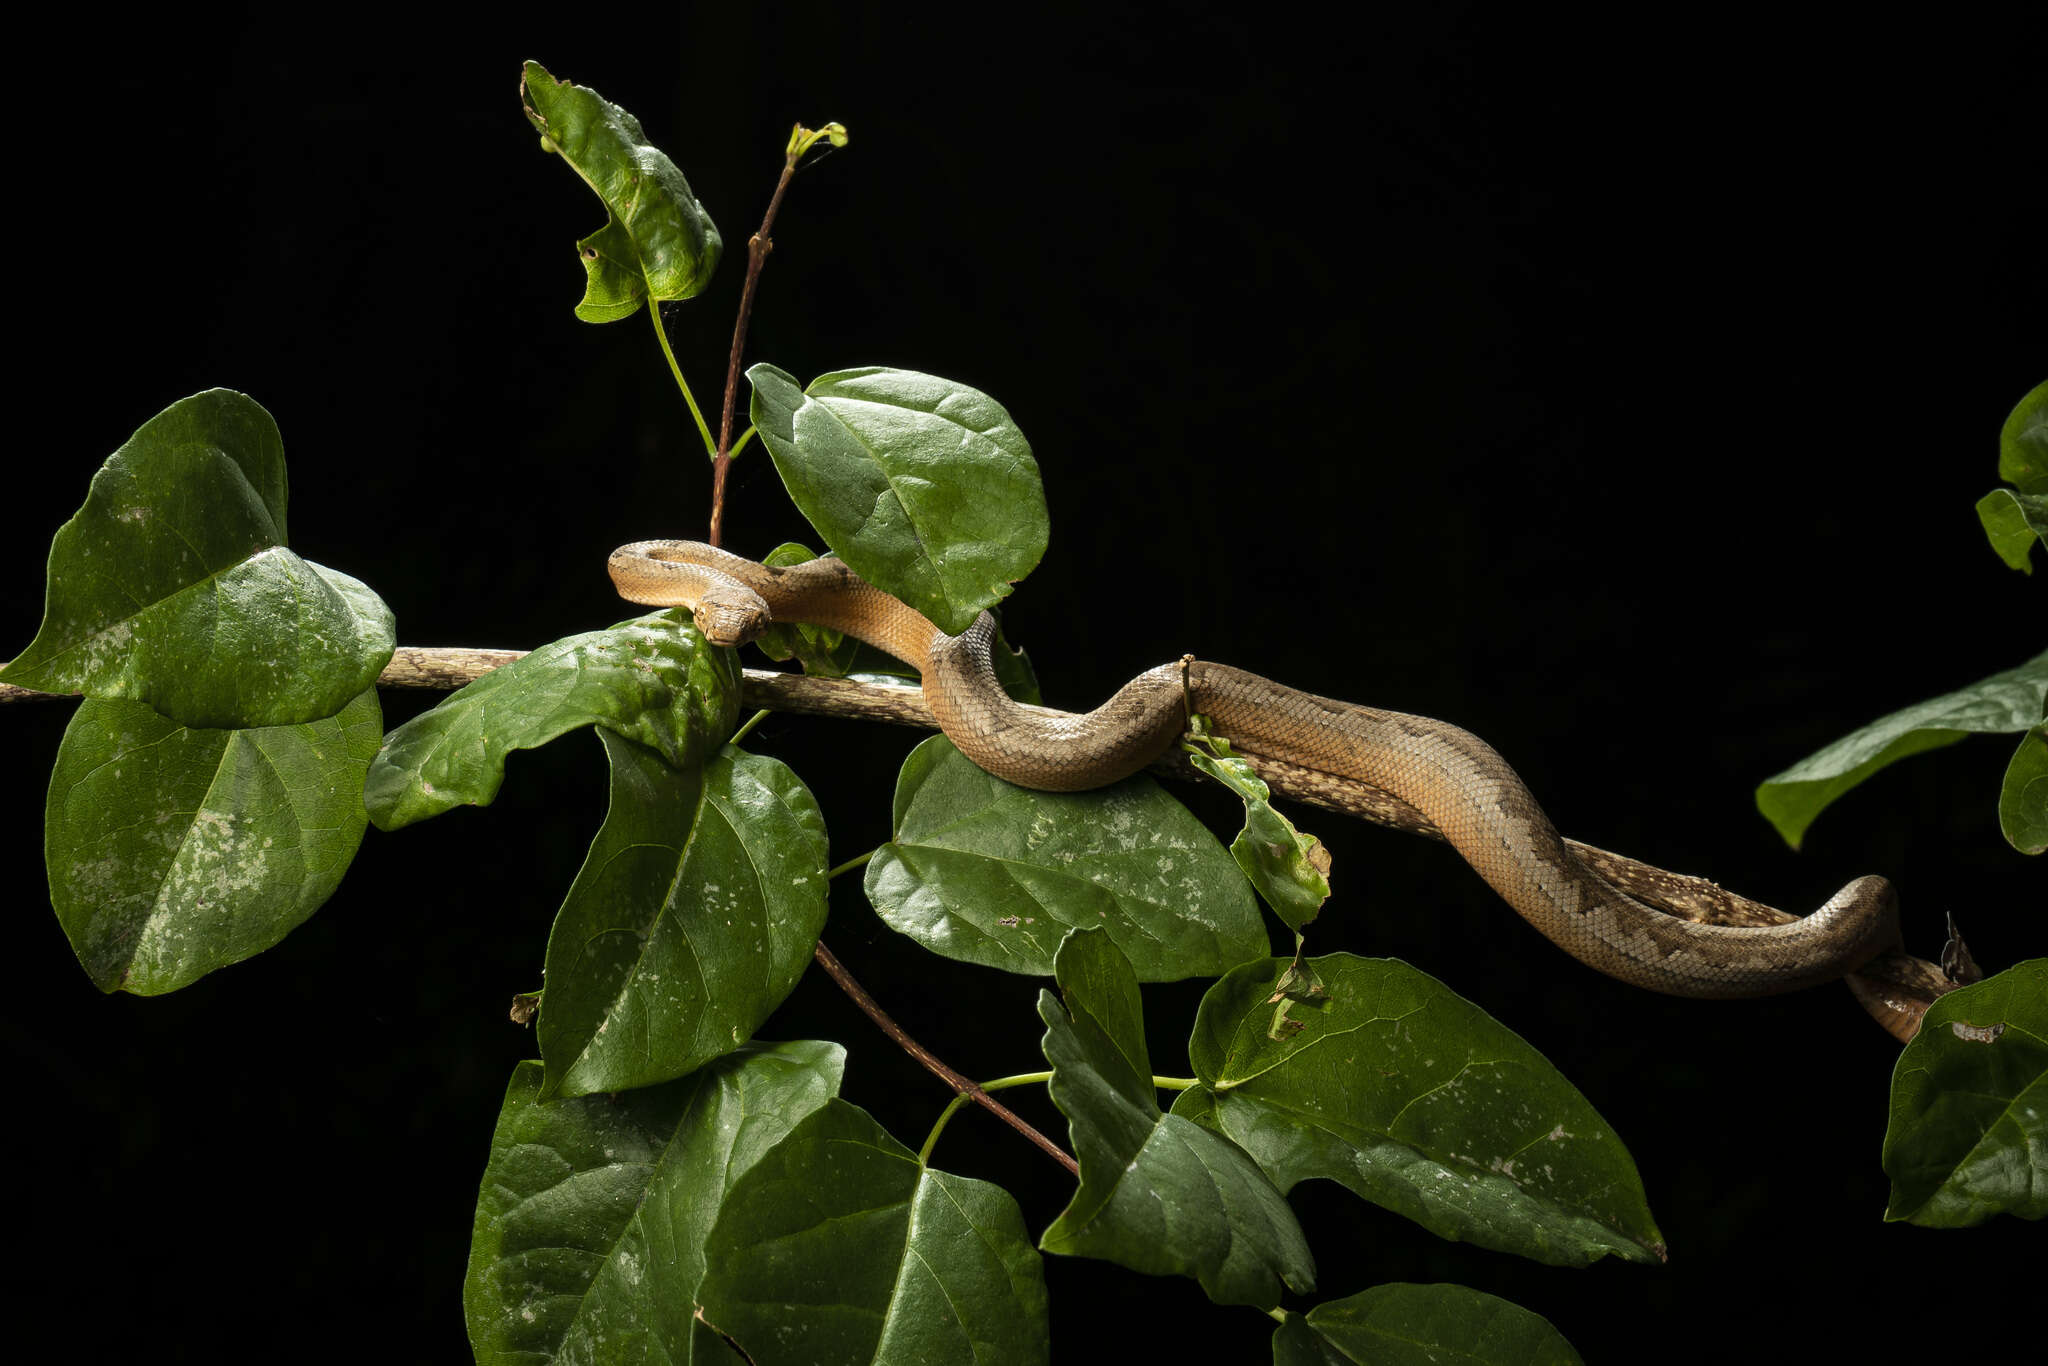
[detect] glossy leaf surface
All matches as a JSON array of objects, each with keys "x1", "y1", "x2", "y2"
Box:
[
  {"x1": 1, "y1": 390, "x2": 394, "y2": 727},
  {"x1": 1272, "y1": 1284, "x2": 1582, "y2": 1366},
  {"x1": 466, "y1": 1042, "x2": 843, "y2": 1364},
  {"x1": 1038, "y1": 929, "x2": 1314, "y2": 1309},
  {"x1": 1999, "y1": 725, "x2": 2048, "y2": 854},
  {"x1": 696, "y1": 1098, "x2": 1049, "y2": 1364},
  {"x1": 1883, "y1": 959, "x2": 2048, "y2": 1226},
  {"x1": 867, "y1": 736, "x2": 1267, "y2": 979},
  {"x1": 521, "y1": 60, "x2": 720, "y2": 321},
  {"x1": 539, "y1": 737, "x2": 829, "y2": 1097},
  {"x1": 1756, "y1": 649, "x2": 2048, "y2": 848},
  {"x1": 46, "y1": 690, "x2": 380, "y2": 994},
  {"x1": 363, "y1": 610, "x2": 738, "y2": 831},
  {"x1": 1176, "y1": 954, "x2": 1664, "y2": 1266},
  {"x1": 748, "y1": 363, "x2": 1047, "y2": 635}
]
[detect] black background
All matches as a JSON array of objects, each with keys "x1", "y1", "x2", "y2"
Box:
[{"x1": 4, "y1": 5, "x2": 2041, "y2": 1361}]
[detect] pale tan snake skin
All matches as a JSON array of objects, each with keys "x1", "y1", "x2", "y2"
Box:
[{"x1": 609, "y1": 540, "x2": 1902, "y2": 999}]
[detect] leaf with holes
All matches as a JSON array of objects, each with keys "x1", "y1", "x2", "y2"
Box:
[
  {"x1": 747, "y1": 363, "x2": 1047, "y2": 635},
  {"x1": 538, "y1": 736, "x2": 829, "y2": 1097},
  {"x1": 1, "y1": 389, "x2": 394, "y2": 728},
  {"x1": 1173, "y1": 953, "x2": 1665, "y2": 1266},
  {"x1": 520, "y1": 60, "x2": 721, "y2": 322}
]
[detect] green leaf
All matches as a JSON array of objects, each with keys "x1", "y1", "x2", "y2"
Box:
[
  {"x1": 1756, "y1": 650, "x2": 2048, "y2": 848},
  {"x1": 520, "y1": 60, "x2": 721, "y2": 322},
  {"x1": 747, "y1": 363, "x2": 1048, "y2": 635},
  {"x1": 695, "y1": 1098, "x2": 1050, "y2": 1365},
  {"x1": 1185, "y1": 716, "x2": 1332, "y2": 933},
  {"x1": 363, "y1": 610, "x2": 738, "y2": 831},
  {"x1": 45, "y1": 690, "x2": 381, "y2": 994},
  {"x1": 1176, "y1": 953, "x2": 1665, "y2": 1266},
  {"x1": 1273, "y1": 1285, "x2": 1583, "y2": 1366},
  {"x1": 1038, "y1": 929, "x2": 1314, "y2": 1309},
  {"x1": 1976, "y1": 487, "x2": 2046, "y2": 572},
  {"x1": 865, "y1": 735, "x2": 1268, "y2": 980},
  {"x1": 2000, "y1": 725, "x2": 2048, "y2": 854},
  {"x1": 465, "y1": 1041, "x2": 844, "y2": 1365},
  {"x1": 1883, "y1": 959, "x2": 2048, "y2": 1226},
  {"x1": 1999, "y1": 378, "x2": 2048, "y2": 488},
  {"x1": 539, "y1": 736, "x2": 829, "y2": 1098},
  {"x1": 0, "y1": 390, "x2": 394, "y2": 728}
]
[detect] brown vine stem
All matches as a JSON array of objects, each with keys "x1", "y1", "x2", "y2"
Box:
[
  {"x1": 708, "y1": 126, "x2": 819, "y2": 548},
  {"x1": 811, "y1": 940, "x2": 1078, "y2": 1177},
  {"x1": 1, "y1": 646, "x2": 1956, "y2": 1039}
]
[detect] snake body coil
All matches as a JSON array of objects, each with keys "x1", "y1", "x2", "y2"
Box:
[{"x1": 610, "y1": 540, "x2": 1900, "y2": 999}]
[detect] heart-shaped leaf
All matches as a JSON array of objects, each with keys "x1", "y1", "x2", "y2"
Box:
[
  {"x1": 1883, "y1": 959, "x2": 2048, "y2": 1227},
  {"x1": 696, "y1": 1098, "x2": 1050, "y2": 1364},
  {"x1": 747, "y1": 364, "x2": 1048, "y2": 635},
  {"x1": 538, "y1": 736, "x2": 829, "y2": 1097},
  {"x1": 521, "y1": 60, "x2": 721, "y2": 322},
  {"x1": 465, "y1": 1041, "x2": 844, "y2": 1365},
  {"x1": 46, "y1": 690, "x2": 381, "y2": 994},
  {"x1": 1, "y1": 390, "x2": 394, "y2": 728},
  {"x1": 866, "y1": 735, "x2": 1268, "y2": 979},
  {"x1": 1176, "y1": 953, "x2": 1665, "y2": 1266}
]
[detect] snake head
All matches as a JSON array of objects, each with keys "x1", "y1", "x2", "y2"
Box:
[{"x1": 692, "y1": 582, "x2": 771, "y2": 646}]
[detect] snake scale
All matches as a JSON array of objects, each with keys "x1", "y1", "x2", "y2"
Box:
[{"x1": 609, "y1": 540, "x2": 1902, "y2": 1000}]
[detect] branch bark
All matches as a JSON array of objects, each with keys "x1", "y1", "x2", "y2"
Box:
[{"x1": 3, "y1": 644, "x2": 1956, "y2": 1037}]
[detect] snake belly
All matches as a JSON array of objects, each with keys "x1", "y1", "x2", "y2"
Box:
[{"x1": 609, "y1": 540, "x2": 1901, "y2": 998}]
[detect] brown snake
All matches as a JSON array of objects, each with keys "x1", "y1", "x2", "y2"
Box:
[{"x1": 609, "y1": 540, "x2": 1903, "y2": 1005}]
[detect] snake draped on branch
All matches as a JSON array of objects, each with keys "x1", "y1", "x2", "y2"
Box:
[{"x1": 610, "y1": 540, "x2": 1906, "y2": 1016}]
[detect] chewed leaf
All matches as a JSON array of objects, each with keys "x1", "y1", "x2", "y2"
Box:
[
  {"x1": 0, "y1": 390, "x2": 394, "y2": 728},
  {"x1": 1185, "y1": 715, "x2": 1332, "y2": 932},
  {"x1": 1756, "y1": 650, "x2": 2048, "y2": 848},
  {"x1": 521, "y1": 60, "x2": 720, "y2": 322},
  {"x1": 362, "y1": 610, "x2": 738, "y2": 831},
  {"x1": 1884, "y1": 960, "x2": 2048, "y2": 1227},
  {"x1": 46, "y1": 691, "x2": 381, "y2": 994},
  {"x1": 866, "y1": 736, "x2": 1266, "y2": 980},
  {"x1": 748, "y1": 363, "x2": 1048, "y2": 635},
  {"x1": 1178, "y1": 953, "x2": 1666, "y2": 1266},
  {"x1": 538, "y1": 738, "x2": 829, "y2": 1098}
]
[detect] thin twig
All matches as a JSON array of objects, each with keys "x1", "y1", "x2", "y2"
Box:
[
  {"x1": 811, "y1": 940, "x2": 1079, "y2": 1176},
  {"x1": 709, "y1": 154, "x2": 799, "y2": 548}
]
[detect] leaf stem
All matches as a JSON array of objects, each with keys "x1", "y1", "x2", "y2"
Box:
[
  {"x1": 726, "y1": 708, "x2": 770, "y2": 749},
  {"x1": 728, "y1": 424, "x2": 758, "y2": 460},
  {"x1": 917, "y1": 1071, "x2": 1052, "y2": 1166},
  {"x1": 648, "y1": 302, "x2": 716, "y2": 460},
  {"x1": 811, "y1": 940, "x2": 1078, "y2": 1176},
  {"x1": 1152, "y1": 1075, "x2": 1198, "y2": 1091},
  {"x1": 828, "y1": 848, "x2": 876, "y2": 880}
]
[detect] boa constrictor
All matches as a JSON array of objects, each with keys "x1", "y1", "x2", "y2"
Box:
[{"x1": 609, "y1": 540, "x2": 1901, "y2": 1001}]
